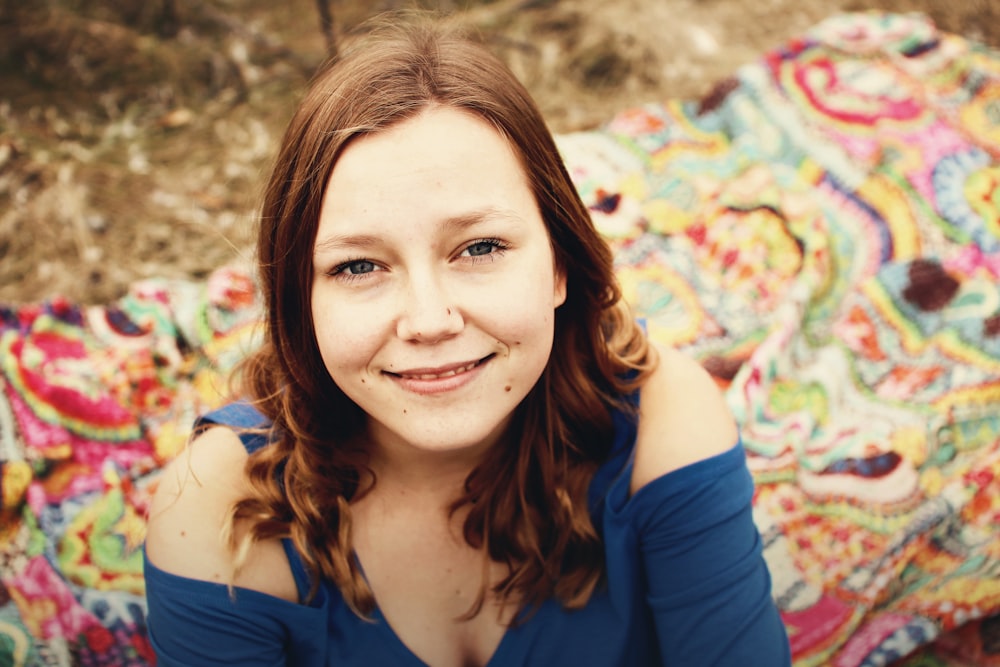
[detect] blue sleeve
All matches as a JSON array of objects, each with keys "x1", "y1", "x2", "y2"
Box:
[
  {"x1": 631, "y1": 444, "x2": 791, "y2": 666},
  {"x1": 144, "y1": 548, "x2": 314, "y2": 666}
]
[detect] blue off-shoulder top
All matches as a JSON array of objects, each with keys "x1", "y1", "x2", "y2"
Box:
[{"x1": 143, "y1": 401, "x2": 790, "y2": 666}]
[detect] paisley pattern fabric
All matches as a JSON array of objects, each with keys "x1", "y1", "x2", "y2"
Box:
[
  {"x1": 1, "y1": 12, "x2": 998, "y2": 666},
  {"x1": 0, "y1": 269, "x2": 259, "y2": 666}
]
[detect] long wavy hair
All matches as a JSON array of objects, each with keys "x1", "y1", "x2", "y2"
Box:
[{"x1": 225, "y1": 15, "x2": 655, "y2": 619}]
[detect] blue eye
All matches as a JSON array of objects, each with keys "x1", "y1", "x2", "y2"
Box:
[
  {"x1": 466, "y1": 241, "x2": 497, "y2": 256},
  {"x1": 341, "y1": 260, "x2": 376, "y2": 275},
  {"x1": 330, "y1": 259, "x2": 379, "y2": 280},
  {"x1": 462, "y1": 238, "x2": 507, "y2": 258}
]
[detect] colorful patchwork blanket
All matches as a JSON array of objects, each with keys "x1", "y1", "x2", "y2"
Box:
[{"x1": 1, "y1": 11, "x2": 998, "y2": 666}]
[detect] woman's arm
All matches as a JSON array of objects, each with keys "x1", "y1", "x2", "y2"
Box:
[
  {"x1": 631, "y1": 344, "x2": 791, "y2": 666},
  {"x1": 144, "y1": 427, "x2": 300, "y2": 665},
  {"x1": 631, "y1": 343, "x2": 738, "y2": 493}
]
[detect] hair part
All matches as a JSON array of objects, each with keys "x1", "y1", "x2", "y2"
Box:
[{"x1": 227, "y1": 13, "x2": 654, "y2": 620}]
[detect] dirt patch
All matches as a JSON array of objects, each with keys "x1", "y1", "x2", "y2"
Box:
[{"x1": 1, "y1": 0, "x2": 996, "y2": 304}]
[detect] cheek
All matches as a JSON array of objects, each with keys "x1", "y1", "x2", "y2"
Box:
[
  {"x1": 310, "y1": 293, "x2": 378, "y2": 374},
  {"x1": 476, "y1": 274, "x2": 558, "y2": 348},
  {"x1": 497, "y1": 267, "x2": 560, "y2": 323}
]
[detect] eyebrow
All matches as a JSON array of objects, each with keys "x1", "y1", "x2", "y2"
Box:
[{"x1": 313, "y1": 206, "x2": 522, "y2": 254}]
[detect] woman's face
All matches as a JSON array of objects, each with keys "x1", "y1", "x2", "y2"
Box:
[{"x1": 311, "y1": 107, "x2": 566, "y2": 459}]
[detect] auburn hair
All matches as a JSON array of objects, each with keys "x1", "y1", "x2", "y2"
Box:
[{"x1": 226, "y1": 15, "x2": 655, "y2": 619}]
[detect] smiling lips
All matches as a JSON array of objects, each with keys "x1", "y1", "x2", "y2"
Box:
[{"x1": 386, "y1": 355, "x2": 493, "y2": 393}]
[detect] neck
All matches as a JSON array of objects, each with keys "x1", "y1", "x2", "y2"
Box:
[
  {"x1": 373, "y1": 448, "x2": 478, "y2": 500},
  {"x1": 363, "y1": 429, "x2": 497, "y2": 507}
]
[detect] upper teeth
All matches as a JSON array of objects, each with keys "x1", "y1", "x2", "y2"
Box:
[{"x1": 403, "y1": 361, "x2": 478, "y2": 380}]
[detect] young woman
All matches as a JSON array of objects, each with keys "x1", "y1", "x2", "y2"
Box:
[{"x1": 144, "y1": 17, "x2": 791, "y2": 667}]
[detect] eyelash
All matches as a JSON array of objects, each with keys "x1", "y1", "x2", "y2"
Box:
[
  {"x1": 329, "y1": 257, "x2": 379, "y2": 283},
  {"x1": 461, "y1": 237, "x2": 509, "y2": 260},
  {"x1": 328, "y1": 238, "x2": 510, "y2": 283}
]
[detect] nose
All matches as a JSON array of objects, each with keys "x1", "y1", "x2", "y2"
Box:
[{"x1": 395, "y1": 272, "x2": 463, "y2": 343}]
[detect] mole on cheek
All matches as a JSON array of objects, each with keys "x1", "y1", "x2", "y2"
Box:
[{"x1": 505, "y1": 386, "x2": 511, "y2": 392}]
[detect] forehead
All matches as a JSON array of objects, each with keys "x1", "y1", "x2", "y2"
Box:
[
  {"x1": 316, "y1": 107, "x2": 538, "y2": 238},
  {"x1": 337, "y1": 106, "x2": 520, "y2": 176}
]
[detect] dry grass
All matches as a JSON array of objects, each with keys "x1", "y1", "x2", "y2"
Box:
[{"x1": 1, "y1": 0, "x2": 996, "y2": 304}]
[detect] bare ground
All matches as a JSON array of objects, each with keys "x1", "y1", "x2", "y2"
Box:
[{"x1": 1, "y1": 0, "x2": 997, "y2": 304}]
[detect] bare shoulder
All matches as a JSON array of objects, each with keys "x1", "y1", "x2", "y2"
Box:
[
  {"x1": 145, "y1": 425, "x2": 298, "y2": 602},
  {"x1": 630, "y1": 342, "x2": 739, "y2": 494}
]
